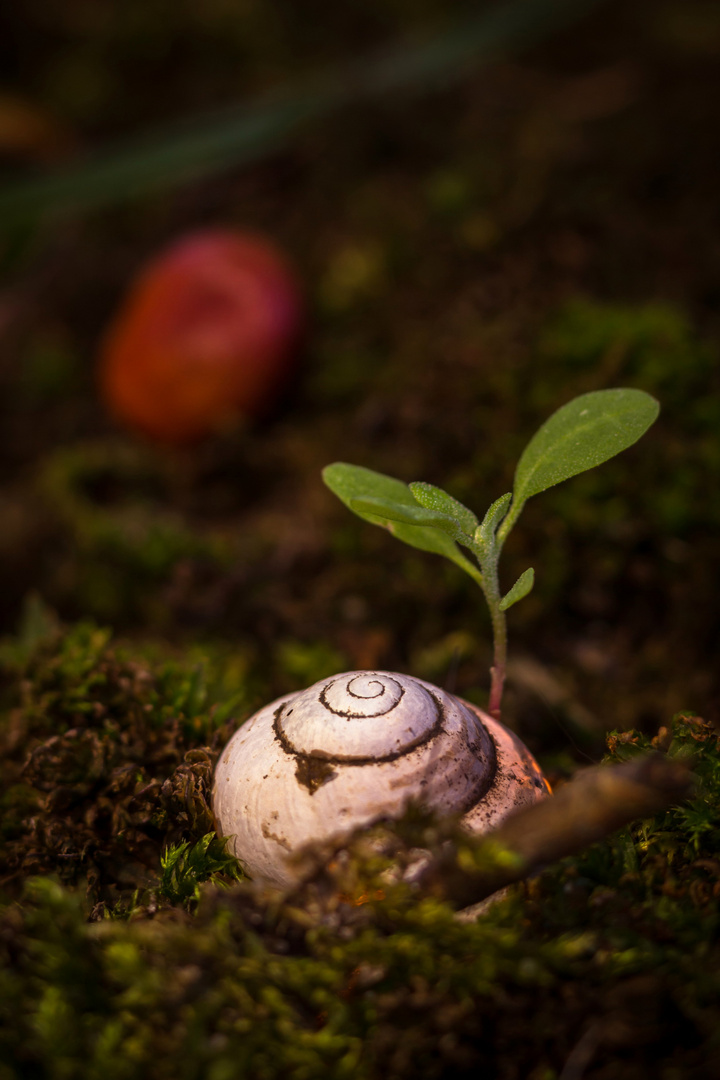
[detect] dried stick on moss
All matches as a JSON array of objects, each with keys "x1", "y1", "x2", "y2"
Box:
[{"x1": 418, "y1": 753, "x2": 694, "y2": 910}]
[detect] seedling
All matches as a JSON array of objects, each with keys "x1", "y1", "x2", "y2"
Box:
[{"x1": 323, "y1": 388, "x2": 659, "y2": 718}]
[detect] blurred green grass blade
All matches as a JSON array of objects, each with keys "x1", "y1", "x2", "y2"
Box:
[{"x1": 0, "y1": 0, "x2": 604, "y2": 222}]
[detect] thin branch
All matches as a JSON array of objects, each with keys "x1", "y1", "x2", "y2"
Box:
[{"x1": 416, "y1": 753, "x2": 694, "y2": 909}]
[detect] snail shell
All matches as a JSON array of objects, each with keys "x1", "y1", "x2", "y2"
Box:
[{"x1": 213, "y1": 670, "x2": 548, "y2": 888}]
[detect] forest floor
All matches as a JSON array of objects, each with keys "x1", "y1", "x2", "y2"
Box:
[{"x1": 1, "y1": 2, "x2": 720, "y2": 1076}]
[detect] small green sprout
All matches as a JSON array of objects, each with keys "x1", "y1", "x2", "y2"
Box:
[
  {"x1": 323, "y1": 388, "x2": 659, "y2": 718},
  {"x1": 159, "y1": 833, "x2": 244, "y2": 908}
]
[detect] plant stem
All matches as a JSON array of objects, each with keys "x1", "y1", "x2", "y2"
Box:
[
  {"x1": 472, "y1": 543, "x2": 507, "y2": 720},
  {"x1": 487, "y1": 599, "x2": 507, "y2": 720}
]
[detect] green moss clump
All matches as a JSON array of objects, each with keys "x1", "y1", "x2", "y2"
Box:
[
  {"x1": 0, "y1": 604, "x2": 245, "y2": 914},
  {"x1": 2, "y1": 615, "x2": 720, "y2": 1077}
]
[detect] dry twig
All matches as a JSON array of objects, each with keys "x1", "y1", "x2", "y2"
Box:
[{"x1": 417, "y1": 753, "x2": 694, "y2": 909}]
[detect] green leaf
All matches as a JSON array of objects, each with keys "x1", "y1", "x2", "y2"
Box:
[
  {"x1": 349, "y1": 494, "x2": 451, "y2": 529},
  {"x1": 351, "y1": 490, "x2": 475, "y2": 547},
  {"x1": 322, "y1": 462, "x2": 480, "y2": 577},
  {"x1": 476, "y1": 493, "x2": 512, "y2": 548},
  {"x1": 499, "y1": 567, "x2": 534, "y2": 611},
  {"x1": 513, "y1": 389, "x2": 659, "y2": 507},
  {"x1": 409, "y1": 482, "x2": 478, "y2": 538},
  {"x1": 349, "y1": 496, "x2": 456, "y2": 532}
]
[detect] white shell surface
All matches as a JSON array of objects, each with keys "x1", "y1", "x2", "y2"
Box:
[
  {"x1": 459, "y1": 700, "x2": 549, "y2": 834},
  {"x1": 213, "y1": 670, "x2": 548, "y2": 888},
  {"x1": 279, "y1": 672, "x2": 439, "y2": 759}
]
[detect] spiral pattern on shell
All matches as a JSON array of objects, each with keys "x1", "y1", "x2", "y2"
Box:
[
  {"x1": 213, "y1": 670, "x2": 548, "y2": 888},
  {"x1": 276, "y1": 671, "x2": 450, "y2": 761}
]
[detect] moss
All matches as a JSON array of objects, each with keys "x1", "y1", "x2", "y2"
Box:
[
  {"x1": 158, "y1": 833, "x2": 244, "y2": 910},
  {"x1": 1, "y1": 615, "x2": 720, "y2": 1077},
  {"x1": 0, "y1": 604, "x2": 245, "y2": 912}
]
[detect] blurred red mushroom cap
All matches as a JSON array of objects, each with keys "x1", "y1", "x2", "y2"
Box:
[{"x1": 99, "y1": 230, "x2": 304, "y2": 444}]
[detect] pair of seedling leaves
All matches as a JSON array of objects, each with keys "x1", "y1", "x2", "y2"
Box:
[{"x1": 323, "y1": 389, "x2": 660, "y2": 613}]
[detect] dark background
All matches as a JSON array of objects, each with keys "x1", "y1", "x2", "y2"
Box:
[{"x1": 1, "y1": 0, "x2": 719, "y2": 771}]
